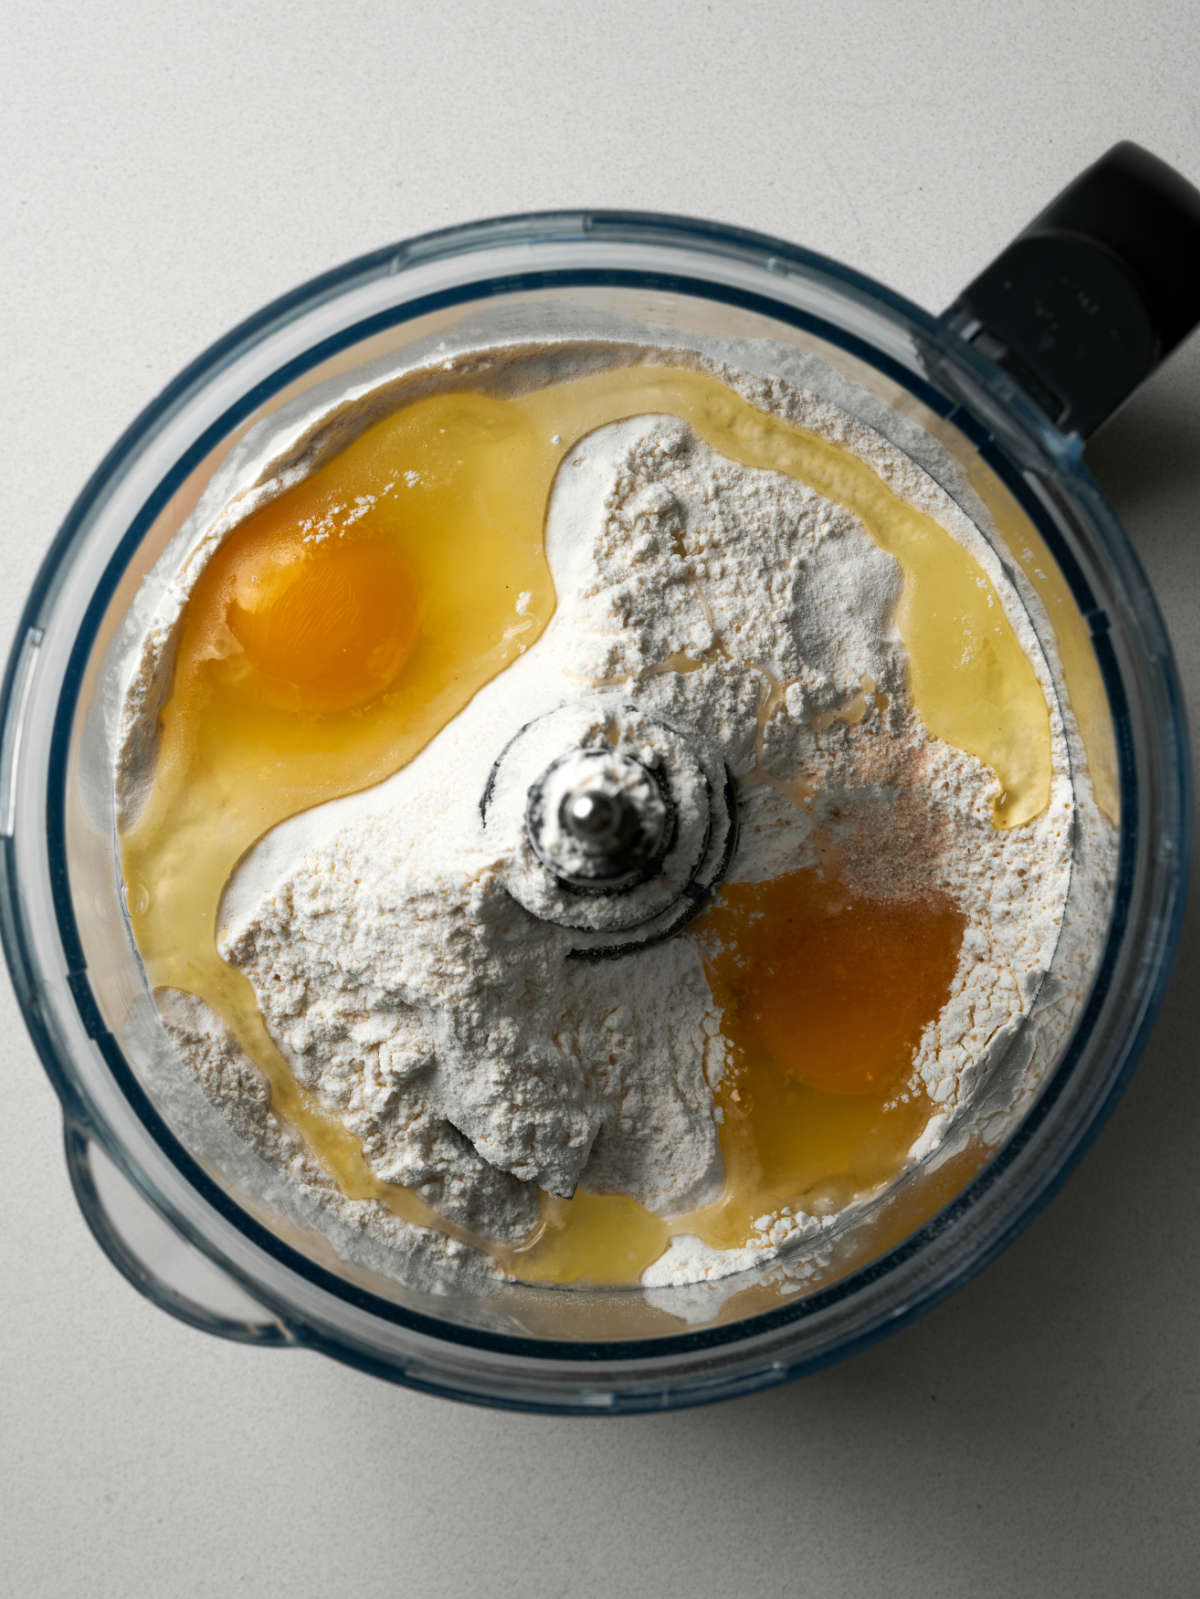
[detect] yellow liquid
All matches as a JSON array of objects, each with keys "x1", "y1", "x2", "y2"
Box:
[
  {"x1": 515, "y1": 868, "x2": 963, "y2": 1284},
  {"x1": 121, "y1": 364, "x2": 1053, "y2": 1284}
]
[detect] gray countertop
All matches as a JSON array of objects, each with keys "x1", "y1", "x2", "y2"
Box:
[{"x1": 3, "y1": 3, "x2": 1198, "y2": 1595}]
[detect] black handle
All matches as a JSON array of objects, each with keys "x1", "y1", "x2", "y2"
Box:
[{"x1": 943, "y1": 142, "x2": 1200, "y2": 439}]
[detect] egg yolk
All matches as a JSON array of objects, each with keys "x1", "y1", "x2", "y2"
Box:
[
  {"x1": 221, "y1": 531, "x2": 420, "y2": 714},
  {"x1": 703, "y1": 870, "x2": 966, "y2": 1097}
]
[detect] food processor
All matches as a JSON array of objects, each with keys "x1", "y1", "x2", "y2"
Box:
[{"x1": 2, "y1": 141, "x2": 1195, "y2": 1412}]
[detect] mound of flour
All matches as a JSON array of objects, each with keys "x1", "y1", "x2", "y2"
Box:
[{"x1": 134, "y1": 389, "x2": 1082, "y2": 1291}]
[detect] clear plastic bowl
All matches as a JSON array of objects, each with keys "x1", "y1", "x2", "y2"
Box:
[{"x1": 0, "y1": 212, "x2": 1189, "y2": 1412}]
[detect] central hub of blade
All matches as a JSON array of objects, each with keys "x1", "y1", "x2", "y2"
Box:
[
  {"x1": 526, "y1": 745, "x2": 673, "y2": 891},
  {"x1": 480, "y1": 696, "x2": 738, "y2": 957}
]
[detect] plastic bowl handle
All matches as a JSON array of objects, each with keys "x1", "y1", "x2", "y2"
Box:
[
  {"x1": 63, "y1": 1119, "x2": 292, "y2": 1348},
  {"x1": 943, "y1": 141, "x2": 1200, "y2": 438}
]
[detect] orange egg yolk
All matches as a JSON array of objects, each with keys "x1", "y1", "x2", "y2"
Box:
[
  {"x1": 703, "y1": 870, "x2": 967, "y2": 1096},
  {"x1": 222, "y1": 532, "x2": 420, "y2": 714}
]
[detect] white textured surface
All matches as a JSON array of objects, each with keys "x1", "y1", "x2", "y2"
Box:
[{"x1": 3, "y1": 3, "x2": 1199, "y2": 1596}]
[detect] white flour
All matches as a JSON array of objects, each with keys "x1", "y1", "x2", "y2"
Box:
[{"x1": 116, "y1": 343, "x2": 1098, "y2": 1293}]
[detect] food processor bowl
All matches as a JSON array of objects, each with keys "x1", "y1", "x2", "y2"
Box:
[{"x1": 2, "y1": 144, "x2": 1194, "y2": 1412}]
